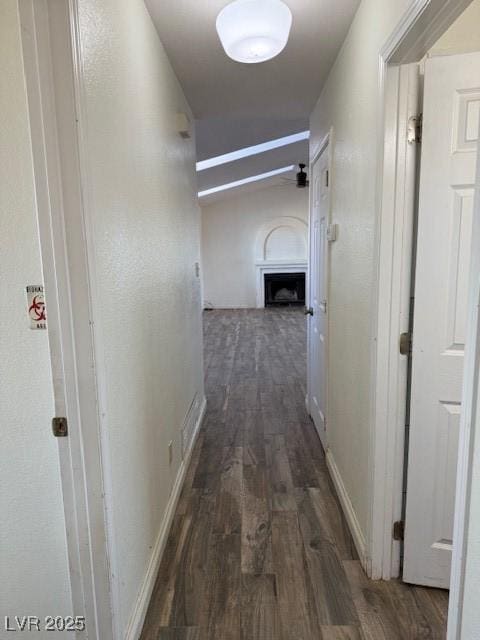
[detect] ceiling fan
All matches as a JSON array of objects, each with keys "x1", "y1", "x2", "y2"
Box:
[{"x1": 276, "y1": 163, "x2": 309, "y2": 188}]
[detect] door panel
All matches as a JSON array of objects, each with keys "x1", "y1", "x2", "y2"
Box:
[
  {"x1": 403, "y1": 52, "x2": 480, "y2": 588},
  {"x1": 308, "y1": 145, "x2": 330, "y2": 448}
]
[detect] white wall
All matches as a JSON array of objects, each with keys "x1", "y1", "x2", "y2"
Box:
[
  {"x1": 76, "y1": 0, "x2": 204, "y2": 635},
  {"x1": 201, "y1": 185, "x2": 308, "y2": 308},
  {"x1": 309, "y1": 0, "x2": 412, "y2": 537},
  {"x1": 0, "y1": 1, "x2": 72, "y2": 636},
  {"x1": 429, "y1": 0, "x2": 480, "y2": 56}
]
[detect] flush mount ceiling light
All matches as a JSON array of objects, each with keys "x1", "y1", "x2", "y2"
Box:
[{"x1": 216, "y1": 0, "x2": 292, "y2": 64}]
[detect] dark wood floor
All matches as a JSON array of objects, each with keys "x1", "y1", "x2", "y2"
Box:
[{"x1": 141, "y1": 308, "x2": 448, "y2": 640}]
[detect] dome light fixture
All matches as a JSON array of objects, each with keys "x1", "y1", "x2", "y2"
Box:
[{"x1": 216, "y1": 0, "x2": 293, "y2": 64}]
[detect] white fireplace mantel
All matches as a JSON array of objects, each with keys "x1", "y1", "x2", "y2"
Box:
[{"x1": 255, "y1": 260, "x2": 308, "y2": 308}]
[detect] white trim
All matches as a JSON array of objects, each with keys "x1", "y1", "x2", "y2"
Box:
[
  {"x1": 370, "y1": 0, "x2": 479, "y2": 607},
  {"x1": 370, "y1": 62, "x2": 422, "y2": 581},
  {"x1": 326, "y1": 450, "x2": 368, "y2": 571},
  {"x1": 182, "y1": 393, "x2": 203, "y2": 458},
  {"x1": 124, "y1": 397, "x2": 206, "y2": 640},
  {"x1": 204, "y1": 305, "x2": 254, "y2": 310},
  {"x1": 387, "y1": 0, "x2": 474, "y2": 65},
  {"x1": 19, "y1": 1, "x2": 114, "y2": 637},
  {"x1": 18, "y1": 0, "x2": 84, "y2": 620},
  {"x1": 309, "y1": 129, "x2": 332, "y2": 165},
  {"x1": 255, "y1": 262, "x2": 307, "y2": 309},
  {"x1": 255, "y1": 260, "x2": 308, "y2": 267}
]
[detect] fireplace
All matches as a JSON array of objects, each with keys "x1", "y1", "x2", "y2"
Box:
[{"x1": 264, "y1": 272, "x2": 306, "y2": 307}]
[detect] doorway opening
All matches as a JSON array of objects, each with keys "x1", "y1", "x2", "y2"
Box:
[{"x1": 372, "y1": 2, "x2": 480, "y2": 635}]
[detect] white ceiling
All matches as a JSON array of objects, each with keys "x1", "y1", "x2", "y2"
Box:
[{"x1": 145, "y1": 0, "x2": 360, "y2": 196}]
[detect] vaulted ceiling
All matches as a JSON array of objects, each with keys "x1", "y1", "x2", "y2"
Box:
[{"x1": 145, "y1": 0, "x2": 360, "y2": 199}]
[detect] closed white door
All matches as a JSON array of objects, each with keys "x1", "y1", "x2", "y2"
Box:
[
  {"x1": 307, "y1": 145, "x2": 330, "y2": 448},
  {"x1": 403, "y1": 52, "x2": 480, "y2": 588}
]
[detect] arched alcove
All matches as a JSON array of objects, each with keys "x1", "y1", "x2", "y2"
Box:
[
  {"x1": 264, "y1": 225, "x2": 306, "y2": 261},
  {"x1": 255, "y1": 216, "x2": 308, "y2": 262}
]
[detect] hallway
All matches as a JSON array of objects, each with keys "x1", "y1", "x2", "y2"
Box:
[{"x1": 140, "y1": 309, "x2": 448, "y2": 640}]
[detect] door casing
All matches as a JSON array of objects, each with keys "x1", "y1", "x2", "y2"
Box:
[
  {"x1": 19, "y1": 1, "x2": 116, "y2": 638},
  {"x1": 374, "y1": 60, "x2": 422, "y2": 582}
]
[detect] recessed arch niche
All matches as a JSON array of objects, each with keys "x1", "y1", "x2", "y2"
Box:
[{"x1": 255, "y1": 216, "x2": 308, "y2": 262}]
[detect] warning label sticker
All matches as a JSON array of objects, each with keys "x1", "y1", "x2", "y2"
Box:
[{"x1": 26, "y1": 285, "x2": 47, "y2": 330}]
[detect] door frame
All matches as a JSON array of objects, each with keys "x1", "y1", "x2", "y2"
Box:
[
  {"x1": 307, "y1": 130, "x2": 333, "y2": 448},
  {"x1": 18, "y1": 1, "x2": 116, "y2": 638},
  {"x1": 372, "y1": 60, "x2": 422, "y2": 582},
  {"x1": 370, "y1": 0, "x2": 479, "y2": 632}
]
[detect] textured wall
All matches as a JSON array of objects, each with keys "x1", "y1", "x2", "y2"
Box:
[
  {"x1": 76, "y1": 0, "x2": 204, "y2": 634},
  {"x1": 201, "y1": 186, "x2": 308, "y2": 308},
  {"x1": 0, "y1": 1, "x2": 72, "y2": 635},
  {"x1": 309, "y1": 0, "x2": 411, "y2": 537}
]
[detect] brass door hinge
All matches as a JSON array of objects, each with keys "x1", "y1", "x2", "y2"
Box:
[
  {"x1": 52, "y1": 417, "x2": 68, "y2": 437},
  {"x1": 393, "y1": 520, "x2": 405, "y2": 541}
]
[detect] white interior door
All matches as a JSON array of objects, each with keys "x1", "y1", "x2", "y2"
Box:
[
  {"x1": 307, "y1": 144, "x2": 330, "y2": 448},
  {"x1": 403, "y1": 52, "x2": 480, "y2": 588}
]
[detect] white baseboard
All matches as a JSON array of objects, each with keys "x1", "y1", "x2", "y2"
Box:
[
  {"x1": 326, "y1": 449, "x2": 369, "y2": 573},
  {"x1": 124, "y1": 395, "x2": 207, "y2": 640},
  {"x1": 186, "y1": 396, "x2": 206, "y2": 464}
]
